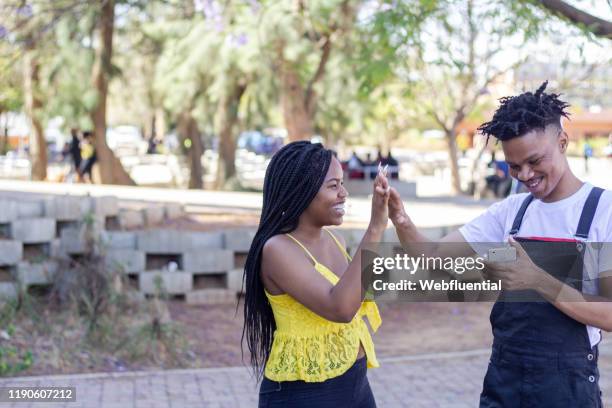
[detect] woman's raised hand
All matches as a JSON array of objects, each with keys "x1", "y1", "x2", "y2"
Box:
[{"x1": 370, "y1": 164, "x2": 390, "y2": 231}]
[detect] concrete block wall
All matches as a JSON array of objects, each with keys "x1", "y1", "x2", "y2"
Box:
[
  {"x1": 99, "y1": 226, "x2": 451, "y2": 303},
  {"x1": 0, "y1": 194, "x2": 185, "y2": 301},
  {"x1": 0, "y1": 192, "x2": 457, "y2": 304}
]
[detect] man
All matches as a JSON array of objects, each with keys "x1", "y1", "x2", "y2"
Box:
[
  {"x1": 485, "y1": 151, "x2": 512, "y2": 198},
  {"x1": 388, "y1": 82, "x2": 612, "y2": 407},
  {"x1": 584, "y1": 138, "x2": 593, "y2": 173},
  {"x1": 61, "y1": 128, "x2": 82, "y2": 182},
  {"x1": 68, "y1": 128, "x2": 82, "y2": 171}
]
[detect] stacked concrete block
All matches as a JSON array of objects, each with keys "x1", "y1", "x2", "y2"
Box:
[
  {"x1": 106, "y1": 249, "x2": 145, "y2": 274},
  {"x1": 118, "y1": 209, "x2": 145, "y2": 229},
  {"x1": 50, "y1": 238, "x2": 68, "y2": 260},
  {"x1": 11, "y1": 218, "x2": 56, "y2": 244},
  {"x1": 190, "y1": 231, "x2": 225, "y2": 250},
  {"x1": 186, "y1": 288, "x2": 236, "y2": 305},
  {"x1": 15, "y1": 260, "x2": 58, "y2": 287},
  {"x1": 0, "y1": 238, "x2": 19, "y2": 300},
  {"x1": 0, "y1": 200, "x2": 18, "y2": 242},
  {"x1": 89, "y1": 196, "x2": 119, "y2": 218},
  {"x1": 43, "y1": 195, "x2": 89, "y2": 222},
  {"x1": 164, "y1": 203, "x2": 184, "y2": 220},
  {"x1": 138, "y1": 229, "x2": 183, "y2": 254},
  {"x1": 134, "y1": 231, "x2": 226, "y2": 296},
  {"x1": 101, "y1": 231, "x2": 137, "y2": 250},
  {"x1": 142, "y1": 206, "x2": 165, "y2": 226},
  {"x1": 59, "y1": 227, "x2": 86, "y2": 255},
  {"x1": 140, "y1": 271, "x2": 193, "y2": 295},
  {"x1": 224, "y1": 228, "x2": 255, "y2": 269},
  {"x1": 137, "y1": 230, "x2": 224, "y2": 254},
  {"x1": 224, "y1": 229, "x2": 255, "y2": 253},
  {"x1": 0, "y1": 199, "x2": 18, "y2": 224},
  {"x1": 59, "y1": 225, "x2": 99, "y2": 255},
  {"x1": 182, "y1": 249, "x2": 234, "y2": 274},
  {"x1": 226, "y1": 268, "x2": 244, "y2": 294},
  {"x1": 183, "y1": 249, "x2": 234, "y2": 293},
  {"x1": 17, "y1": 200, "x2": 45, "y2": 219},
  {"x1": 0, "y1": 282, "x2": 17, "y2": 300},
  {"x1": 0, "y1": 241, "x2": 23, "y2": 266}
]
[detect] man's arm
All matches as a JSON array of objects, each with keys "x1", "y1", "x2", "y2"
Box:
[
  {"x1": 536, "y1": 271, "x2": 612, "y2": 332},
  {"x1": 486, "y1": 238, "x2": 612, "y2": 332}
]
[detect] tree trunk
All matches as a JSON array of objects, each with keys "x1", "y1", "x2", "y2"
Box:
[
  {"x1": 23, "y1": 48, "x2": 47, "y2": 181},
  {"x1": 0, "y1": 115, "x2": 7, "y2": 154},
  {"x1": 280, "y1": 65, "x2": 315, "y2": 142},
  {"x1": 177, "y1": 111, "x2": 204, "y2": 189},
  {"x1": 215, "y1": 83, "x2": 246, "y2": 188},
  {"x1": 154, "y1": 108, "x2": 166, "y2": 142},
  {"x1": 445, "y1": 128, "x2": 462, "y2": 195},
  {"x1": 90, "y1": 0, "x2": 135, "y2": 185}
]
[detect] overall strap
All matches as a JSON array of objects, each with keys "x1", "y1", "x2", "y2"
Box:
[
  {"x1": 286, "y1": 234, "x2": 318, "y2": 265},
  {"x1": 323, "y1": 228, "x2": 352, "y2": 261},
  {"x1": 509, "y1": 194, "x2": 535, "y2": 236},
  {"x1": 575, "y1": 187, "x2": 604, "y2": 240}
]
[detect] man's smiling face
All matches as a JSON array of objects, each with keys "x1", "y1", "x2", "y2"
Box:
[{"x1": 502, "y1": 125, "x2": 569, "y2": 201}]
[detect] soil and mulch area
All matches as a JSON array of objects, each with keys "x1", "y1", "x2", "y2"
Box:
[
  {"x1": 1, "y1": 214, "x2": 494, "y2": 378},
  {"x1": 170, "y1": 301, "x2": 495, "y2": 369},
  {"x1": 0, "y1": 299, "x2": 494, "y2": 378}
]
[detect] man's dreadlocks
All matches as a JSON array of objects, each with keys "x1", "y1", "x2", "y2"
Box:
[{"x1": 478, "y1": 81, "x2": 571, "y2": 143}]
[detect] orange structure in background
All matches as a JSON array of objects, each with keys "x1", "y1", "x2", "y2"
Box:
[
  {"x1": 456, "y1": 110, "x2": 612, "y2": 147},
  {"x1": 562, "y1": 110, "x2": 612, "y2": 140}
]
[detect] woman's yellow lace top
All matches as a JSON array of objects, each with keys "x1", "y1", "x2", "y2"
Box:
[{"x1": 264, "y1": 229, "x2": 381, "y2": 383}]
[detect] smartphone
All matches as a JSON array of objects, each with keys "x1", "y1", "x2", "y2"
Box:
[{"x1": 487, "y1": 247, "x2": 517, "y2": 262}]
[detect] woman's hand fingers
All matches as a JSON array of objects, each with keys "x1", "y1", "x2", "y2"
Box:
[
  {"x1": 375, "y1": 185, "x2": 389, "y2": 199},
  {"x1": 374, "y1": 168, "x2": 389, "y2": 191}
]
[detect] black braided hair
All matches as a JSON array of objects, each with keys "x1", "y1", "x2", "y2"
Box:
[
  {"x1": 241, "y1": 141, "x2": 333, "y2": 379},
  {"x1": 478, "y1": 81, "x2": 571, "y2": 144}
]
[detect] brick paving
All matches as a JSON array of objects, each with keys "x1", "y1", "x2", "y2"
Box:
[{"x1": 1, "y1": 343, "x2": 611, "y2": 407}]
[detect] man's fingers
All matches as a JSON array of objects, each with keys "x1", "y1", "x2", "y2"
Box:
[
  {"x1": 507, "y1": 236, "x2": 526, "y2": 258},
  {"x1": 508, "y1": 236, "x2": 518, "y2": 247}
]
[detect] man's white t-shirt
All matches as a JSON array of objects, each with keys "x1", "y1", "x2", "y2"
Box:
[{"x1": 459, "y1": 182, "x2": 612, "y2": 347}]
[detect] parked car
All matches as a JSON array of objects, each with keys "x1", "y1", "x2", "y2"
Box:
[
  {"x1": 235, "y1": 129, "x2": 287, "y2": 190},
  {"x1": 106, "y1": 125, "x2": 147, "y2": 156}
]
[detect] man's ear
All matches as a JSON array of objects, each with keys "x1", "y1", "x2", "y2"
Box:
[{"x1": 558, "y1": 131, "x2": 569, "y2": 153}]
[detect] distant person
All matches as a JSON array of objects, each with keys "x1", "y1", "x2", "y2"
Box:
[
  {"x1": 68, "y1": 128, "x2": 82, "y2": 170},
  {"x1": 583, "y1": 139, "x2": 593, "y2": 173},
  {"x1": 376, "y1": 148, "x2": 386, "y2": 166},
  {"x1": 364, "y1": 152, "x2": 377, "y2": 180},
  {"x1": 485, "y1": 151, "x2": 512, "y2": 198},
  {"x1": 147, "y1": 136, "x2": 158, "y2": 154},
  {"x1": 386, "y1": 150, "x2": 399, "y2": 180},
  {"x1": 79, "y1": 131, "x2": 97, "y2": 183},
  {"x1": 347, "y1": 151, "x2": 365, "y2": 179}
]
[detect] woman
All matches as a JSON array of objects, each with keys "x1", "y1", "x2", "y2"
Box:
[{"x1": 242, "y1": 141, "x2": 389, "y2": 408}]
